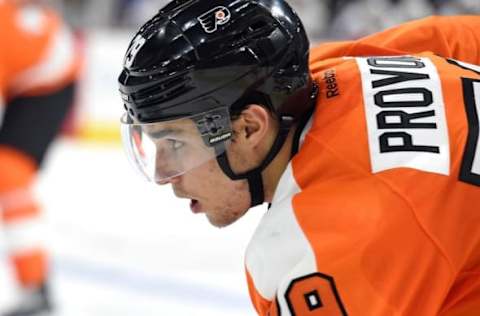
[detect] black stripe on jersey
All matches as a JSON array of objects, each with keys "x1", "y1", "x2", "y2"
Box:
[
  {"x1": 447, "y1": 59, "x2": 480, "y2": 76},
  {"x1": 0, "y1": 82, "x2": 76, "y2": 166},
  {"x1": 275, "y1": 297, "x2": 281, "y2": 316},
  {"x1": 459, "y1": 78, "x2": 480, "y2": 186}
]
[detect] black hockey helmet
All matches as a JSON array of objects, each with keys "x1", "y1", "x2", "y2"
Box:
[
  {"x1": 118, "y1": 0, "x2": 317, "y2": 206},
  {"x1": 118, "y1": 0, "x2": 313, "y2": 123}
]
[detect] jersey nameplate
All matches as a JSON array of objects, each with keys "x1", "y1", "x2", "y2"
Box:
[{"x1": 357, "y1": 56, "x2": 450, "y2": 175}]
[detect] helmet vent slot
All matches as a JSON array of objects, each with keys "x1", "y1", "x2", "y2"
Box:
[
  {"x1": 136, "y1": 83, "x2": 192, "y2": 108},
  {"x1": 230, "y1": 19, "x2": 274, "y2": 46},
  {"x1": 164, "y1": 84, "x2": 190, "y2": 100},
  {"x1": 162, "y1": 76, "x2": 185, "y2": 90},
  {"x1": 248, "y1": 21, "x2": 268, "y2": 32},
  {"x1": 277, "y1": 52, "x2": 300, "y2": 75},
  {"x1": 135, "y1": 76, "x2": 185, "y2": 98}
]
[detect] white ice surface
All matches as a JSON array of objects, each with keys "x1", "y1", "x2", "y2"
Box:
[{"x1": 0, "y1": 139, "x2": 266, "y2": 316}]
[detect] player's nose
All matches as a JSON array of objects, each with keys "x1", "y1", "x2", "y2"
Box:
[
  {"x1": 154, "y1": 149, "x2": 181, "y2": 185},
  {"x1": 155, "y1": 175, "x2": 180, "y2": 186}
]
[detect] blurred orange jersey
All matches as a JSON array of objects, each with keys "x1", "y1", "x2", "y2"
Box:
[
  {"x1": 311, "y1": 15, "x2": 480, "y2": 67},
  {"x1": 0, "y1": 0, "x2": 79, "y2": 104},
  {"x1": 0, "y1": 1, "x2": 79, "y2": 290},
  {"x1": 245, "y1": 17, "x2": 480, "y2": 316}
]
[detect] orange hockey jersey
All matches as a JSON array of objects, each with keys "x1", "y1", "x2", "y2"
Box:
[
  {"x1": 0, "y1": 0, "x2": 79, "y2": 107},
  {"x1": 245, "y1": 17, "x2": 480, "y2": 316}
]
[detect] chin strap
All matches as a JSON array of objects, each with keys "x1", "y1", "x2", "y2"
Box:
[
  {"x1": 215, "y1": 115, "x2": 294, "y2": 207},
  {"x1": 216, "y1": 84, "x2": 319, "y2": 207}
]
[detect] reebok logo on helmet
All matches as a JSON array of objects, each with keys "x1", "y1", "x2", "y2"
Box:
[{"x1": 197, "y1": 6, "x2": 231, "y2": 34}]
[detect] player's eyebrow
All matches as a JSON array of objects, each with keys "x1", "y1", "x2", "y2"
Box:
[{"x1": 146, "y1": 128, "x2": 183, "y2": 139}]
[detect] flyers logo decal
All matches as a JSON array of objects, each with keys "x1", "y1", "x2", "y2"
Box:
[{"x1": 198, "y1": 6, "x2": 231, "y2": 34}]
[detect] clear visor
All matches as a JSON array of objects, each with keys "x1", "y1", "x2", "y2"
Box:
[{"x1": 120, "y1": 107, "x2": 232, "y2": 183}]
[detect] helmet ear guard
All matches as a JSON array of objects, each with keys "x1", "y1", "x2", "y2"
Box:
[{"x1": 118, "y1": 0, "x2": 318, "y2": 206}]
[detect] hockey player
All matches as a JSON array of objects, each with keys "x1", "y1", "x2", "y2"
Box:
[
  {"x1": 0, "y1": 1, "x2": 80, "y2": 315},
  {"x1": 117, "y1": 1, "x2": 480, "y2": 315}
]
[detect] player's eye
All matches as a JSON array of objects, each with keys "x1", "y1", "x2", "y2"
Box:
[{"x1": 168, "y1": 139, "x2": 184, "y2": 150}]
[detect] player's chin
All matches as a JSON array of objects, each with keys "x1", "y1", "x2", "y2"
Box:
[{"x1": 205, "y1": 212, "x2": 241, "y2": 228}]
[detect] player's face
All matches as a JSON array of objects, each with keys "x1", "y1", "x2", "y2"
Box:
[
  {"x1": 161, "y1": 154, "x2": 251, "y2": 228},
  {"x1": 153, "y1": 105, "x2": 271, "y2": 227},
  {"x1": 141, "y1": 116, "x2": 250, "y2": 227}
]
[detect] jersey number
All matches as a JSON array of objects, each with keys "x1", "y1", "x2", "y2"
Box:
[
  {"x1": 124, "y1": 34, "x2": 146, "y2": 68},
  {"x1": 448, "y1": 59, "x2": 480, "y2": 186},
  {"x1": 284, "y1": 273, "x2": 347, "y2": 316}
]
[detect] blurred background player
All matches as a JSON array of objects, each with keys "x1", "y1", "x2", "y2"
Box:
[{"x1": 0, "y1": 0, "x2": 80, "y2": 315}]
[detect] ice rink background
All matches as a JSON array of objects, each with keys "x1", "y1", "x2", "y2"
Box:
[
  {"x1": 0, "y1": 31, "x2": 265, "y2": 315},
  {"x1": 0, "y1": 140, "x2": 265, "y2": 316}
]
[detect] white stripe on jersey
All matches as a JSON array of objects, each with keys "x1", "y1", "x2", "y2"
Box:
[
  {"x1": 3, "y1": 217, "x2": 47, "y2": 254},
  {"x1": 245, "y1": 114, "x2": 317, "y2": 307},
  {"x1": 471, "y1": 82, "x2": 480, "y2": 175}
]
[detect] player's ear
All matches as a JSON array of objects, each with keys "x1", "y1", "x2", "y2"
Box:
[{"x1": 232, "y1": 105, "x2": 270, "y2": 148}]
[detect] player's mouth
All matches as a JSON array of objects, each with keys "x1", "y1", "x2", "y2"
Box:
[{"x1": 190, "y1": 199, "x2": 202, "y2": 213}]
